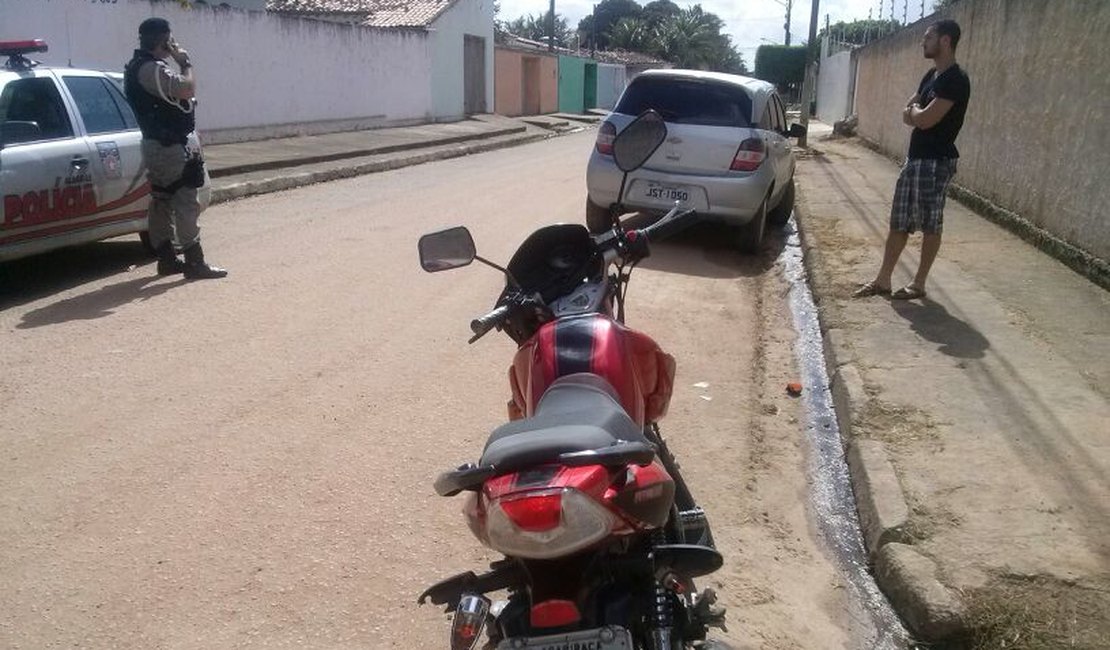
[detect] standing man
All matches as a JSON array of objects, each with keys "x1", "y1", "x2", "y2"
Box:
[
  {"x1": 125, "y1": 17, "x2": 226, "y2": 280},
  {"x1": 854, "y1": 19, "x2": 969, "y2": 300}
]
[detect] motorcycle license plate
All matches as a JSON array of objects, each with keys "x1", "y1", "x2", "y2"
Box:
[
  {"x1": 496, "y1": 626, "x2": 633, "y2": 650},
  {"x1": 642, "y1": 182, "x2": 690, "y2": 203}
]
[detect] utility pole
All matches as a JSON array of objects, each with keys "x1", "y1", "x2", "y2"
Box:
[
  {"x1": 798, "y1": 0, "x2": 819, "y2": 147},
  {"x1": 591, "y1": 4, "x2": 597, "y2": 56},
  {"x1": 548, "y1": 0, "x2": 555, "y2": 52},
  {"x1": 773, "y1": 0, "x2": 794, "y2": 46},
  {"x1": 903, "y1": 0, "x2": 908, "y2": 24}
]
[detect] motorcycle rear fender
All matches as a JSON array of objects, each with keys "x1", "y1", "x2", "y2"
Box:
[{"x1": 418, "y1": 560, "x2": 522, "y2": 610}]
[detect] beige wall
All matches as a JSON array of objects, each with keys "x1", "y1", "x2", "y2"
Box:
[
  {"x1": 495, "y1": 48, "x2": 558, "y2": 116},
  {"x1": 539, "y1": 56, "x2": 559, "y2": 114},
  {"x1": 854, "y1": 0, "x2": 1110, "y2": 260},
  {"x1": 495, "y1": 49, "x2": 525, "y2": 116}
]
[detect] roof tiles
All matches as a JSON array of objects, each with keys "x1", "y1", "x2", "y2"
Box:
[{"x1": 267, "y1": 0, "x2": 456, "y2": 28}]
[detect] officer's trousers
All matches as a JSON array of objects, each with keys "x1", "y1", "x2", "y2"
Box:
[{"x1": 142, "y1": 132, "x2": 211, "y2": 250}]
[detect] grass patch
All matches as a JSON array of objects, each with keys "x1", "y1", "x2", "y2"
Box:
[{"x1": 945, "y1": 574, "x2": 1110, "y2": 650}]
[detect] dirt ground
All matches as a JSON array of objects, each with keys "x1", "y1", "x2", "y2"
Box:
[{"x1": 1, "y1": 132, "x2": 887, "y2": 648}]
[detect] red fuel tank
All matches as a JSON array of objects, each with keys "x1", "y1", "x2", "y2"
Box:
[{"x1": 507, "y1": 314, "x2": 676, "y2": 425}]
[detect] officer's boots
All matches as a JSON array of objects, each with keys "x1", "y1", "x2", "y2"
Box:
[
  {"x1": 182, "y1": 242, "x2": 228, "y2": 280},
  {"x1": 154, "y1": 241, "x2": 185, "y2": 276}
]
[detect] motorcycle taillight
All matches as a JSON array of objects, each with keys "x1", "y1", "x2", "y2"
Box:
[{"x1": 485, "y1": 488, "x2": 616, "y2": 559}]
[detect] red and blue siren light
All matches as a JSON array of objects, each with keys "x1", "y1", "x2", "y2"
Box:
[{"x1": 1, "y1": 40, "x2": 49, "y2": 70}]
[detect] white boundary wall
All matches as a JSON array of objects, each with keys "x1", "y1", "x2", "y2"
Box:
[
  {"x1": 816, "y1": 37, "x2": 854, "y2": 124},
  {"x1": 595, "y1": 63, "x2": 626, "y2": 110},
  {"x1": 0, "y1": 0, "x2": 434, "y2": 143}
]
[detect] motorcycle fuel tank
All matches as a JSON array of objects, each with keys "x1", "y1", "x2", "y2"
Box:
[{"x1": 508, "y1": 314, "x2": 676, "y2": 426}]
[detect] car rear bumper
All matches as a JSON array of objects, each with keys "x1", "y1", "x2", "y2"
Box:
[{"x1": 586, "y1": 152, "x2": 773, "y2": 226}]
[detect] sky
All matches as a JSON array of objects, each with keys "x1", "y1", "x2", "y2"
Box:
[{"x1": 497, "y1": 0, "x2": 938, "y2": 68}]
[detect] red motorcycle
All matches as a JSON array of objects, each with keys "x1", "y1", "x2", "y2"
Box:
[{"x1": 417, "y1": 112, "x2": 727, "y2": 650}]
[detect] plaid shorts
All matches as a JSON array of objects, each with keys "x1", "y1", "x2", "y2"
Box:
[{"x1": 890, "y1": 158, "x2": 958, "y2": 234}]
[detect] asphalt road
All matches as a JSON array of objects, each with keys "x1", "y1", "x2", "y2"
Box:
[{"x1": 1, "y1": 131, "x2": 879, "y2": 649}]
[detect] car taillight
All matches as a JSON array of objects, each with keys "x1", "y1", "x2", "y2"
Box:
[
  {"x1": 485, "y1": 488, "x2": 616, "y2": 559},
  {"x1": 595, "y1": 121, "x2": 616, "y2": 156},
  {"x1": 730, "y1": 138, "x2": 766, "y2": 172}
]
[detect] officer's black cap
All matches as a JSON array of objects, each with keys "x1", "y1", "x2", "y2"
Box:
[{"x1": 139, "y1": 17, "x2": 171, "y2": 37}]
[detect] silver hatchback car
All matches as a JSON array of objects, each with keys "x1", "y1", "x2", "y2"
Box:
[{"x1": 586, "y1": 69, "x2": 806, "y2": 252}]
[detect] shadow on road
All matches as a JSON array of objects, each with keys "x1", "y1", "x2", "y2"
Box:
[
  {"x1": 17, "y1": 273, "x2": 186, "y2": 329},
  {"x1": 0, "y1": 239, "x2": 155, "y2": 311},
  {"x1": 892, "y1": 298, "x2": 991, "y2": 359},
  {"x1": 618, "y1": 212, "x2": 788, "y2": 279}
]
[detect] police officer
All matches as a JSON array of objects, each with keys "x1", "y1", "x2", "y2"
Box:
[{"x1": 125, "y1": 17, "x2": 226, "y2": 280}]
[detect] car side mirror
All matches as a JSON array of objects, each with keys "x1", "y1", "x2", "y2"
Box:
[
  {"x1": 788, "y1": 123, "x2": 807, "y2": 139},
  {"x1": 418, "y1": 226, "x2": 476, "y2": 272},
  {"x1": 0, "y1": 121, "x2": 42, "y2": 148}
]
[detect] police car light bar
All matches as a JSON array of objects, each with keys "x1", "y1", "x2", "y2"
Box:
[
  {"x1": 0, "y1": 39, "x2": 49, "y2": 57},
  {"x1": 1, "y1": 39, "x2": 48, "y2": 71}
]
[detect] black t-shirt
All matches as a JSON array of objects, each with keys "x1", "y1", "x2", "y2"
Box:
[{"x1": 908, "y1": 64, "x2": 970, "y2": 160}]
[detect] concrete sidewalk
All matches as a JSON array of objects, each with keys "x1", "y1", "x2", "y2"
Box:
[
  {"x1": 202, "y1": 112, "x2": 600, "y2": 204},
  {"x1": 794, "y1": 131, "x2": 1110, "y2": 646}
]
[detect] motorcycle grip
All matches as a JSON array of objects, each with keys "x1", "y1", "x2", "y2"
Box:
[
  {"x1": 470, "y1": 304, "x2": 511, "y2": 336},
  {"x1": 642, "y1": 208, "x2": 695, "y2": 242}
]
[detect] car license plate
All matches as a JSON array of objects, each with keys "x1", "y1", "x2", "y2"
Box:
[
  {"x1": 644, "y1": 183, "x2": 689, "y2": 203},
  {"x1": 496, "y1": 626, "x2": 633, "y2": 650}
]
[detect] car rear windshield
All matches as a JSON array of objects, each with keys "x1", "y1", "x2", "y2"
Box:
[{"x1": 616, "y1": 76, "x2": 753, "y2": 127}]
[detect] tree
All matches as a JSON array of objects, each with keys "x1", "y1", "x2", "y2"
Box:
[
  {"x1": 608, "y1": 18, "x2": 654, "y2": 52},
  {"x1": 933, "y1": 0, "x2": 963, "y2": 8},
  {"x1": 578, "y1": 0, "x2": 643, "y2": 50},
  {"x1": 754, "y1": 45, "x2": 806, "y2": 97},
  {"x1": 641, "y1": 0, "x2": 680, "y2": 28},
  {"x1": 505, "y1": 11, "x2": 572, "y2": 47},
  {"x1": 652, "y1": 5, "x2": 745, "y2": 73}
]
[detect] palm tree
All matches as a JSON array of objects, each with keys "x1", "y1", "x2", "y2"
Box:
[
  {"x1": 608, "y1": 17, "x2": 655, "y2": 52},
  {"x1": 505, "y1": 11, "x2": 572, "y2": 47},
  {"x1": 655, "y1": 6, "x2": 721, "y2": 69}
]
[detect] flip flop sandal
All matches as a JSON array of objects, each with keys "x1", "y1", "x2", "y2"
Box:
[
  {"x1": 892, "y1": 285, "x2": 927, "y2": 300},
  {"x1": 852, "y1": 282, "x2": 891, "y2": 298}
]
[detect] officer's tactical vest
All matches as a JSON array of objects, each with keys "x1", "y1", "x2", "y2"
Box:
[{"x1": 124, "y1": 49, "x2": 195, "y2": 146}]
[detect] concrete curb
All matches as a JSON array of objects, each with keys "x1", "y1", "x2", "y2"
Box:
[
  {"x1": 209, "y1": 131, "x2": 549, "y2": 206},
  {"x1": 876, "y1": 544, "x2": 968, "y2": 642},
  {"x1": 793, "y1": 196, "x2": 970, "y2": 644},
  {"x1": 209, "y1": 125, "x2": 527, "y2": 178},
  {"x1": 846, "y1": 438, "x2": 911, "y2": 556}
]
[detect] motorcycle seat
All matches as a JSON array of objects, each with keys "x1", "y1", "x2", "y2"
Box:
[{"x1": 480, "y1": 373, "x2": 650, "y2": 470}]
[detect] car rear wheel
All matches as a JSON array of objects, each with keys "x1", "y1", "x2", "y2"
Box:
[
  {"x1": 586, "y1": 198, "x2": 614, "y2": 234},
  {"x1": 737, "y1": 197, "x2": 767, "y2": 254},
  {"x1": 767, "y1": 178, "x2": 795, "y2": 227}
]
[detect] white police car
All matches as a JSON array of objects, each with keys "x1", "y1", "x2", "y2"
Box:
[{"x1": 1, "y1": 39, "x2": 150, "y2": 263}]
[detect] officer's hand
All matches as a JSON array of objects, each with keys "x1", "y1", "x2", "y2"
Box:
[{"x1": 168, "y1": 38, "x2": 191, "y2": 67}]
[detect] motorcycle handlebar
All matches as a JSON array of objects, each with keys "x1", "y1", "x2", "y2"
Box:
[
  {"x1": 469, "y1": 304, "x2": 511, "y2": 338},
  {"x1": 639, "y1": 206, "x2": 695, "y2": 243}
]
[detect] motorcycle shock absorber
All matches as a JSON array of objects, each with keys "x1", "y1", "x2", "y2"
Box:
[
  {"x1": 649, "y1": 530, "x2": 675, "y2": 650},
  {"x1": 649, "y1": 580, "x2": 675, "y2": 650}
]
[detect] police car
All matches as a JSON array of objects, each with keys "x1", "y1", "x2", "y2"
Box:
[{"x1": 1, "y1": 39, "x2": 151, "y2": 264}]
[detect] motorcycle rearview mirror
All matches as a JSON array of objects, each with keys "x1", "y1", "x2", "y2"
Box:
[
  {"x1": 419, "y1": 226, "x2": 477, "y2": 272},
  {"x1": 612, "y1": 110, "x2": 667, "y2": 172},
  {"x1": 418, "y1": 226, "x2": 522, "y2": 288},
  {"x1": 613, "y1": 110, "x2": 667, "y2": 217}
]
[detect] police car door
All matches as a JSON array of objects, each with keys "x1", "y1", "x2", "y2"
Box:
[
  {"x1": 57, "y1": 71, "x2": 148, "y2": 227},
  {"x1": 0, "y1": 70, "x2": 95, "y2": 254}
]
